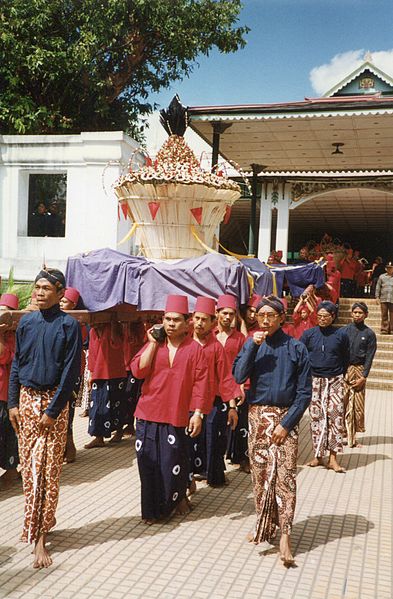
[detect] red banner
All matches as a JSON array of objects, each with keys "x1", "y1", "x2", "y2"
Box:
[
  {"x1": 120, "y1": 203, "x2": 129, "y2": 220},
  {"x1": 148, "y1": 201, "x2": 160, "y2": 220},
  {"x1": 190, "y1": 207, "x2": 203, "y2": 225}
]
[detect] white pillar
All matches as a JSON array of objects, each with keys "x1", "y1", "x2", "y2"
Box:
[
  {"x1": 275, "y1": 188, "x2": 290, "y2": 264},
  {"x1": 257, "y1": 187, "x2": 272, "y2": 261}
]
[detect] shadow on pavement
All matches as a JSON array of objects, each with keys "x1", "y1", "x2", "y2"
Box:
[
  {"x1": 50, "y1": 471, "x2": 254, "y2": 552},
  {"x1": 60, "y1": 443, "x2": 135, "y2": 486},
  {"x1": 357, "y1": 435, "x2": 393, "y2": 446},
  {"x1": 257, "y1": 513, "x2": 374, "y2": 558},
  {"x1": 292, "y1": 513, "x2": 374, "y2": 556},
  {"x1": 0, "y1": 546, "x2": 17, "y2": 567},
  {"x1": 0, "y1": 477, "x2": 23, "y2": 500},
  {"x1": 340, "y1": 452, "x2": 390, "y2": 471}
]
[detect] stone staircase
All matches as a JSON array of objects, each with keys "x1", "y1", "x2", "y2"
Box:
[{"x1": 336, "y1": 298, "x2": 393, "y2": 391}]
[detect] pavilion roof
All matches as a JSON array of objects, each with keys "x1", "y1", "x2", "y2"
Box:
[{"x1": 188, "y1": 96, "x2": 393, "y2": 173}]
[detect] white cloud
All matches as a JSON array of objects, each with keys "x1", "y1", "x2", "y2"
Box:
[{"x1": 310, "y1": 49, "x2": 393, "y2": 96}]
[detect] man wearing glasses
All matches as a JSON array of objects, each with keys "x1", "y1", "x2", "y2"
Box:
[
  {"x1": 233, "y1": 295, "x2": 311, "y2": 567},
  {"x1": 301, "y1": 301, "x2": 350, "y2": 473}
]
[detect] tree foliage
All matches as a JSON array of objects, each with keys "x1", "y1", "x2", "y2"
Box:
[{"x1": 0, "y1": 0, "x2": 248, "y2": 136}]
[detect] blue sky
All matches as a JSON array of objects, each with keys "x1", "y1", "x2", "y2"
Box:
[{"x1": 149, "y1": 0, "x2": 393, "y2": 109}]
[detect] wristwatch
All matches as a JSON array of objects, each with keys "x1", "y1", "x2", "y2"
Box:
[{"x1": 194, "y1": 409, "x2": 204, "y2": 420}]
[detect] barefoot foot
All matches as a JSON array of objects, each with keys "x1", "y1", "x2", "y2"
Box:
[
  {"x1": 143, "y1": 518, "x2": 158, "y2": 526},
  {"x1": 327, "y1": 460, "x2": 346, "y2": 473},
  {"x1": 108, "y1": 430, "x2": 123, "y2": 444},
  {"x1": 306, "y1": 457, "x2": 323, "y2": 467},
  {"x1": 33, "y1": 534, "x2": 52, "y2": 569},
  {"x1": 280, "y1": 533, "x2": 295, "y2": 567},
  {"x1": 175, "y1": 497, "x2": 191, "y2": 516},
  {"x1": 84, "y1": 437, "x2": 105, "y2": 449},
  {"x1": 246, "y1": 531, "x2": 256, "y2": 543},
  {"x1": 63, "y1": 435, "x2": 77, "y2": 463},
  {"x1": 187, "y1": 478, "x2": 197, "y2": 496}
]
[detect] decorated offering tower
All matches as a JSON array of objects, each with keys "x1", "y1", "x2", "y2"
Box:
[{"x1": 114, "y1": 96, "x2": 241, "y2": 259}]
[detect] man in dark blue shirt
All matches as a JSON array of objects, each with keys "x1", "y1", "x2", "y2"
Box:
[
  {"x1": 8, "y1": 268, "x2": 81, "y2": 570},
  {"x1": 343, "y1": 302, "x2": 377, "y2": 448},
  {"x1": 233, "y1": 295, "x2": 311, "y2": 567},
  {"x1": 301, "y1": 301, "x2": 350, "y2": 473}
]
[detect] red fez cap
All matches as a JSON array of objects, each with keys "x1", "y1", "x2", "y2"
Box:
[
  {"x1": 64, "y1": 287, "x2": 80, "y2": 305},
  {"x1": 0, "y1": 293, "x2": 19, "y2": 310},
  {"x1": 194, "y1": 296, "x2": 216, "y2": 316},
  {"x1": 216, "y1": 294, "x2": 237, "y2": 311},
  {"x1": 165, "y1": 295, "x2": 189, "y2": 314},
  {"x1": 247, "y1": 294, "x2": 261, "y2": 308}
]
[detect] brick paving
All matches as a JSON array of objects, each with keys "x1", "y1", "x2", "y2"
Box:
[{"x1": 0, "y1": 389, "x2": 391, "y2": 599}]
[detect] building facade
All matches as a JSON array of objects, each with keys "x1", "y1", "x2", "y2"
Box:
[
  {"x1": 0, "y1": 131, "x2": 139, "y2": 280},
  {"x1": 189, "y1": 57, "x2": 393, "y2": 263}
]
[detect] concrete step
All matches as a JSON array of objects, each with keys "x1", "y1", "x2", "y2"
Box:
[
  {"x1": 375, "y1": 350, "x2": 393, "y2": 359},
  {"x1": 366, "y1": 378, "x2": 393, "y2": 390},
  {"x1": 339, "y1": 298, "x2": 379, "y2": 305},
  {"x1": 375, "y1": 334, "x2": 393, "y2": 342},
  {"x1": 375, "y1": 341, "x2": 393, "y2": 351},
  {"x1": 366, "y1": 368, "x2": 393, "y2": 381},
  {"x1": 295, "y1": 296, "x2": 393, "y2": 389},
  {"x1": 372, "y1": 359, "x2": 393, "y2": 369}
]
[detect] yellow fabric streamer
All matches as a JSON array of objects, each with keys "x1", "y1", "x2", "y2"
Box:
[
  {"x1": 264, "y1": 262, "x2": 278, "y2": 295},
  {"x1": 213, "y1": 235, "x2": 255, "y2": 260},
  {"x1": 190, "y1": 225, "x2": 220, "y2": 254},
  {"x1": 117, "y1": 222, "x2": 139, "y2": 246}
]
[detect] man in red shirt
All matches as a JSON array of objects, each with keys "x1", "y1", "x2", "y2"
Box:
[
  {"x1": 131, "y1": 295, "x2": 209, "y2": 523},
  {"x1": 85, "y1": 322, "x2": 128, "y2": 448},
  {"x1": 239, "y1": 294, "x2": 261, "y2": 336},
  {"x1": 0, "y1": 293, "x2": 19, "y2": 487},
  {"x1": 189, "y1": 296, "x2": 240, "y2": 488},
  {"x1": 339, "y1": 246, "x2": 358, "y2": 297}
]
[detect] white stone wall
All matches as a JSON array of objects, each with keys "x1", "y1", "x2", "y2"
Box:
[{"x1": 0, "y1": 132, "x2": 140, "y2": 281}]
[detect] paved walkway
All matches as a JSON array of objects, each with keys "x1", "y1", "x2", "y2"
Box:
[{"x1": 0, "y1": 390, "x2": 391, "y2": 599}]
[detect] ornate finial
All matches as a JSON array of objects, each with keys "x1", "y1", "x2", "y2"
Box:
[
  {"x1": 159, "y1": 95, "x2": 189, "y2": 137},
  {"x1": 364, "y1": 51, "x2": 373, "y2": 63}
]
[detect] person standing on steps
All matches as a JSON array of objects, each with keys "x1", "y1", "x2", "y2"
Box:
[
  {"x1": 343, "y1": 302, "x2": 377, "y2": 448},
  {"x1": 375, "y1": 261, "x2": 393, "y2": 334}
]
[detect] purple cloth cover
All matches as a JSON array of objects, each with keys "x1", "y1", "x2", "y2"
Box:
[{"x1": 65, "y1": 248, "x2": 250, "y2": 312}]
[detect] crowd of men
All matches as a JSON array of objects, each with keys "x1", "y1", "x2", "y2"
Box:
[
  {"x1": 269, "y1": 233, "x2": 389, "y2": 300},
  {"x1": 0, "y1": 259, "x2": 384, "y2": 570}
]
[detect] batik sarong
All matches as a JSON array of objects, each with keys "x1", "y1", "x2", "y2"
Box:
[
  {"x1": 88, "y1": 377, "x2": 128, "y2": 438},
  {"x1": 310, "y1": 375, "x2": 345, "y2": 457},
  {"x1": 67, "y1": 375, "x2": 81, "y2": 435},
  {"x1": 0, "y1": 402, "x2": 19, "y2": 470},
  {"x1": 18, "y1": 386, "x2": 68, "y2": 543},
  {"x1": 248, "y1": 405, "x2": 298, "y2": 544},
  {"x1": 343, "y1": 365, "x2": 365, "y2": 448},
  {"x1": 136, "y1": 419, "x2": 190, "y2": 521},
  {"x1": 189, "y1": 396, "x2": 228, "y2": 486},
  {"x1": 76, "y1": 349, "x2": 89, "y2": 408},
  {"x1": 80, "y1": 351, "x2": 91, "y2": 412}
]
